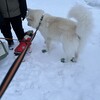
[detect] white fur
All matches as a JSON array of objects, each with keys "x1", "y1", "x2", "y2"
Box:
[{"x1": 27, "y1": 5, "x2": 93, "y2": 62}]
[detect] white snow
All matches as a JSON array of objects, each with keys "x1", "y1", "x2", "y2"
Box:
[
  {"x1": 0, "y1": 0, "x2": 100, "y2": 100},
  {"x1": 84, "y1": 0, "x2": 100, "y2": 7}
]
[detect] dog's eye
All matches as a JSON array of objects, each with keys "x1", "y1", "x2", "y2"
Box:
[
  {"x1": 27, "y1": 17, "x2": 33, "y2": 21},
  {"x1": 27, "y1": 15, "x2": 34, "y2": 21}
]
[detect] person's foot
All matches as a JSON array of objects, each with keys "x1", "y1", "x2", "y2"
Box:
[
  {"x1": 25, "y1": 30, "x2": 33, "y2": 37},
  {"x1": 8, "y1": 42, "x2": 14, "y2": 50}
]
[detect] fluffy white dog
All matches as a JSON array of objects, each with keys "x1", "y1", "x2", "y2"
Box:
[{"x1": 27, "y1": 5, "x2": 93, "y2": 63}]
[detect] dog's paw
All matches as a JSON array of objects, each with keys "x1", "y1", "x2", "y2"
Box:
[
  {"x1": 42, "y1": 49, "x2": 47, "y2": 53},
  {"x1": 61, "y1": 57, "x2": 77, "y2": 63},
  {"x1": 70, "y1": 57, "x2": 77, "y2": 62},
  {"x1": 61, "y1": 58, "x2": 66, "y2": 63}
]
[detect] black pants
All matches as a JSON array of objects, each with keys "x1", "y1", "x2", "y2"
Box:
[{"x1": 1, "y1": 15, "x2": 25, "y2": 45}]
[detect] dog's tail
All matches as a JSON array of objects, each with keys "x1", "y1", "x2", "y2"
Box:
[{"x1": 68, "y1": 5, "x2": 93, "y2": 39}]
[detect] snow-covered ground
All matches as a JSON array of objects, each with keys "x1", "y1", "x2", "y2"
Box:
[
  {"x1": 0, "y1": 0, "x2": 100, "y2": 100},
  {"x1": 84, "y1": 0, "x2": 100, "y2": 7}
]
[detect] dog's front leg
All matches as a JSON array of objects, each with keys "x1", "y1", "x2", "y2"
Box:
[
  {"x1": 45, "y1": 38, "x2": 52, "y2": 52},
  {"x1": 42, "y1": 38, "x2": 51, "y2": 53}
]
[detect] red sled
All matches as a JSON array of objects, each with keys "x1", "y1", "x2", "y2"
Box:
[{"x1": 14, "y1": 30, "x2": 34, "y2": 55}]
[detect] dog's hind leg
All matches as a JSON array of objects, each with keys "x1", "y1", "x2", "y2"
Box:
[
  {"x1": 71, "y1": 52, "x2": 78, "y2": 62},
  {"x1": 62, "y1": 35, "x2": 79, "y2": 63},
  {"x1": 62, "y1": 43, "x2": 75, "y2": 63},
  {"x1": 71, "y1": 38, "x2": 85, "y2": 62}
]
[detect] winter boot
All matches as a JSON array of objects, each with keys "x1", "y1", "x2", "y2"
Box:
[{"x1": 14, "y1": 30, "x2": 34, "y2": 55}]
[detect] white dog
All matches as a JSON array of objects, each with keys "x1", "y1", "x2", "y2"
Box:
[{"x1": 27, "y1": 5, "x2": 93, "y2": 63}]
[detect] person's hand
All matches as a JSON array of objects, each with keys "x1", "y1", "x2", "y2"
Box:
[{"x1": 21, "y1": 12, "x2": 27, "y2": 20}]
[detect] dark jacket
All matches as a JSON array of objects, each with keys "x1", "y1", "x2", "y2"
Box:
[
  {"x1": 0, "y1": 12, "x2": 3, "y2": 28},
  {"x1": 18, "y1": 0, "x2": 27, "y2": 20},
  {"x1": 0, "y1": 0, "x2": 27, "y2": 19}
]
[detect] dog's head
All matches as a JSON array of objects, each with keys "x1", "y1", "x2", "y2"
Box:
[{"x1": 27, "y1": 8, "x2": 44, "y2": 28}]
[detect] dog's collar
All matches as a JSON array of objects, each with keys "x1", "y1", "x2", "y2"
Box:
[
  {"x1": 40, "y1": 14, "x2": 44, "y2": 23},
  {"x1": 35, "y1": 14, "x2": 44, "y2": 32}
]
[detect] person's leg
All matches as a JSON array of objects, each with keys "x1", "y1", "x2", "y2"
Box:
[
  {"x1": 0, "y1": 18, "x2": 14, "y2": 46},
  {"x1": 11, "y1": 15, "x2": 25, "y2": 41}
]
